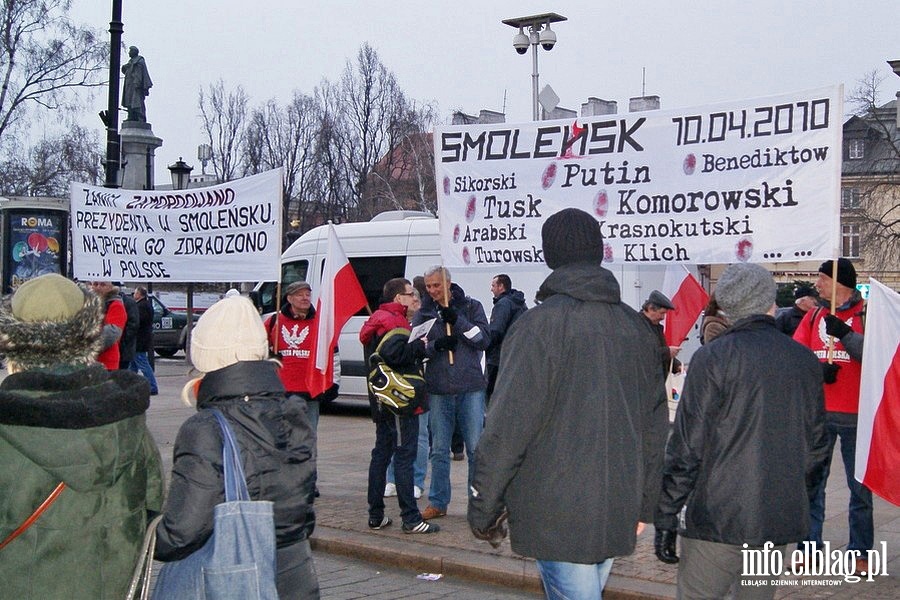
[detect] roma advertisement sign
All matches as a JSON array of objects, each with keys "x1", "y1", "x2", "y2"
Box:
[
  {"x1": 435, "y1": 86, "x2": 842, "y2": 267},
  {"x1": 70, "y1": 168, "x2": 282, "y2": 282}
]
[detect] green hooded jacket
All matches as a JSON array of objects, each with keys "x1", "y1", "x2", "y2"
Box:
[{"x1": 0, "y1": 365, "x2": 164, "y2": 600}]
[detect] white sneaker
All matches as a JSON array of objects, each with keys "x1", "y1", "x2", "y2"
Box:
[
  {"x1": 384, "y1": 482, "x2": 397, "y2": 497},
  {"x1": 414, "y1": 486, "x2": 422, "y2": 499}
]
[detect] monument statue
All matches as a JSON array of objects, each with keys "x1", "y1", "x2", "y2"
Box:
[{"x1": 121, "y1": 46, "x2": 152, "y2": 122}]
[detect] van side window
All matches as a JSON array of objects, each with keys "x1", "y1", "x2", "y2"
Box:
[
  {"x1": 257, "y1": 260, "x2": 310, "y2": 314},
  {"x1": 319, "y1": 256, "x2": 406, "y2": 316}
]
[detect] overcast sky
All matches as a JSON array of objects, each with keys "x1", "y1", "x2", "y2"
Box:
[{"x1": 70, "y1": 0, "x2": 898, "y2": 184}]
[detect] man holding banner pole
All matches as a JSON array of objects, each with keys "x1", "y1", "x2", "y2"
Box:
[
  {"x1": 412, "y1": 266, "x2": 490, "y2": 521},
  {"x1": 792, "y1": 258, "x2": 872, "y2": 572}
]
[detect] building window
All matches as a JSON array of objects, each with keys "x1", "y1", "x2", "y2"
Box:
[
  {"x1": 842, "y1": 224, "x2": 860, "y2": 258},
  {"x1": 841, "y1": 187, "x2": 862, "y2": 209},
  {"x1": 848, "y1": 139, "x2": 865, "y2": 160}
]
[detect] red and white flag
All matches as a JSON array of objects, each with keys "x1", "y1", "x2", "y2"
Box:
[
  {"x1": 662, "y1": 265, "x2": 709, "y2": 347},
  {"x1": 307, "y1": 224, "x2": 367, "y2": 398},
  {"x1": 856, "y1": 278, "x2": 900, "y2": 506}
]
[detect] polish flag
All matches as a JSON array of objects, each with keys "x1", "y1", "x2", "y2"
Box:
[
  {"x1": 856, "y1": 278, "x2": 900, "y2": 506},
  {"x1": 307, "y1": 224, "x2": 368, "y2": 398},
  {"x1": 662, "y1": 265, "x2": 709, "y2": 347}
]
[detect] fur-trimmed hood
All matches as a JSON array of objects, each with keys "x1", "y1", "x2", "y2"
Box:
[{"x1": 0, "y1": 284, "x2": 104, "y2": 370}]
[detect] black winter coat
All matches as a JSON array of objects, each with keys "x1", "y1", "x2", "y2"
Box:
[
  {"x1": 468, "y1": 263, "x2": 668, "y2": 563},
  {"x1": 486, "y1": 289, "x2": 527, "y2": 367},
  {"x1": 155, "y1": 360, "x2": 316, "y2": 560},
  {"x1": 656, "y1": 315, "x2": 829, "y2": 545}
]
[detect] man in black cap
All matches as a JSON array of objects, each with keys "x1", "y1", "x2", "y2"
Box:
[
  {"x1": 774, "y1": 284, "x2": 818, "y2": 336},
  {"x1": 641, "y1": 290, "x2": 682, "y2": 376},
  {"x1": 469, "y1": 208, "x2": 667, "y2": 598},
  {"x1": 792, "y1": 258, "x2": 871, "y2": 573}
]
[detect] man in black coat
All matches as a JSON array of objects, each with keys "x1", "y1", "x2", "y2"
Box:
[
  {"x1": 130, "y1": 286, "x2": 158, "y2": 395},
  {"x1": 654, "y1": 263, "x2": 829, "y2": 599}
]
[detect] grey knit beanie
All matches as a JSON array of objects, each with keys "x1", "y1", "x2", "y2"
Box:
[
  {"x1": 715, "y1": 263, "x2": 776, "y2": 322},
  {"x1": 541, "y1": 208, "x2": 604, "y2": 269}
]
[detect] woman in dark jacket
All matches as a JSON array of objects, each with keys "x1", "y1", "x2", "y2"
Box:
[
  {"x1": 0, "y1": 274, "x2": 164, "y2": 600},
  {"x1": 154, "y1": 295, "x2": 319, "y2": 599}
]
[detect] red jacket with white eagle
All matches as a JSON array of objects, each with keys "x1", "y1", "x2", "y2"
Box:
[
  {"x1": 792, "y1": 294, "x2": 865, "y2": 414},
  {"x1": 266, "y1": 303, "x2": 318, "y2": 395}
]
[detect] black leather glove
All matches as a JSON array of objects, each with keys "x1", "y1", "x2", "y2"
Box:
[
  {"x1": 471, "y1": 510, "x2": 508, "y2": 549},
  {"x1": 434, "y1": 335, "x2": 458, "y2": 352},
  {"x1": 439, "y1": 306, "x2": 458, "y2": 325},
  {"x1": 822, "y1": 362, "x2": 841, "y2": 384},
  {"x1": 824, "y1": 314, "x2": 852, "y2": 339},
  {"x1": 654, "y1": 529, "x2": 679, "y2": 564}
]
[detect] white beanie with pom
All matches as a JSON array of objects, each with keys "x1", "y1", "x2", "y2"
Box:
[{"x1": 190, "y1": 296, "x2": 268, "y2": 373}]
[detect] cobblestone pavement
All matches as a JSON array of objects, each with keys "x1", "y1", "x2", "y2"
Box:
[
  {"x1": 146, "y1": 358, "x2": 900, "y2": 599},
  {"x1": 317, "y1": 552, "x2": 540, "y2": 599}
]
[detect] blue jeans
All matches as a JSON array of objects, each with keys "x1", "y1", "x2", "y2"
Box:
[
  {"x1": 427, "y1": 390, "x2": 485, "y2": 510},
  {"x1": 387, "y1": 412, "x2": 429, "y2": 489},
  {"x1": 367, "y1": 413, "x2": 421, "y2": 525},
  {"x1": 806, "y1": 414, "x2": 874, "y2": 552},
  {"x1": 129, "y1": 351, "x2": 158, "y2": 393},
  {"x1": 536, "y1": 558, "x2": 613, "y2": 600}
]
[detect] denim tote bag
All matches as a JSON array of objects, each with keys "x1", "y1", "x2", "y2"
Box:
[{"x1": 152, "y1": 409, "x2": 279, "y2": 600}]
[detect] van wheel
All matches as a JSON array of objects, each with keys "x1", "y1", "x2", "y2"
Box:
[{"x1": 155, "y1": 349, "x2": 177, "y2": 358}]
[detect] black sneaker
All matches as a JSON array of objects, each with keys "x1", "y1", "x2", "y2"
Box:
[
  {"x1": 368, "y1": 516, "x2": 392, "y2": 530},
  {"x1": 402, "y1": 520, "x2": 440, "y2": 534}
]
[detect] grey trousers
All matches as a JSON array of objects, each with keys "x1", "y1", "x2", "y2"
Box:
[
  {"x1": 277, "y1": 539, "x2": 320, "y2": 600},
  {"x1": 678, "y1": 537, "x2": 787, "y2": 600}
]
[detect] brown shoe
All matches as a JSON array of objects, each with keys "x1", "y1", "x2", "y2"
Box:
[
  {"x1": 854, "y1": 557, "x2": 870, "y2": 575},
  {"x1": 421, "y1": 506, "x2": 447, "y2": 520}
]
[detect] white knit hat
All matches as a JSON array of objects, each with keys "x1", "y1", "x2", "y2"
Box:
[{"x1": 190, "y1": 296, "x2": 268, "y2": 373}]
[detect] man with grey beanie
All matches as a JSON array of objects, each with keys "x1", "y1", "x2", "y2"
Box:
[
  {"x1": 655, "y1": 263, "x2": 829, "y2": 599},
  {"x1": 469, "y1": 208, "x2": 667, "y2": 599}
]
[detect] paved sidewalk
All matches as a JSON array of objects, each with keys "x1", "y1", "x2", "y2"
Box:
[{"x1": 147, "y1": 359, "x2": 900, "y2": 599}]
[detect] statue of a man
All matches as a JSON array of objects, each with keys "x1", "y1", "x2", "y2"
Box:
[{"x1": 121, "y1": 46, "x2": 152, "y2": 122}]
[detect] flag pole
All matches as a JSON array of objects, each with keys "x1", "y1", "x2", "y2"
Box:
[
  {"x1": 442, "y1": 266, "x2": 454, "y2": 365},
  {"x1": 827, "y1": 258, "x2": 839, "y2": 363}
]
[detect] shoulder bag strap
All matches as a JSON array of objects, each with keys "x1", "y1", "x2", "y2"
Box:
[
  {"x1": 210, "y1": 409, "x2": 251, "y2": 502},
  {"x1": 0, "y1": 481, "x2": 66, "y2": 551}
]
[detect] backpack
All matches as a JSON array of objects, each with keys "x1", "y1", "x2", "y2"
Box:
[{"x1": 367, "y1": 328, "x2": 426, "y2": 417}]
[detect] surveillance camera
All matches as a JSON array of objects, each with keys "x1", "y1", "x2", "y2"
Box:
[
  {"x1": 539, "y1": 27, "x2": 557, "y2": 51},
  {"x1": 513, "y1": 30, "x2": 529, "y2": 54}
]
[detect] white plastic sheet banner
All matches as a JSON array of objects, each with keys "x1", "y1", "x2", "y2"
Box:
[
  {"x1": 70, "y1": 168, "x2": 283, "y2": 282},
  {"x1": 435, "y1": 86, "x2": 842, "y2": 268}
]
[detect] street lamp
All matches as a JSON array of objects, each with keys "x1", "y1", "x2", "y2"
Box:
[
  {"x1": 502, "y1": 12, "x2": 567, "y2": 121},
  {"x1": 167, "y1": 156, "x2": 195, "y2": 363},
  {"x1": 167, "y1": 157, "x2": 193, "y2": 190}
]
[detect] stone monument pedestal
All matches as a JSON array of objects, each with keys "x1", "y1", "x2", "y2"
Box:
[{"x1": 120, "y1": 121, "x2": 162, "y2": 190}]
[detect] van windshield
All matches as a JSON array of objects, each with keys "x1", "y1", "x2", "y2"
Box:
[{"x1": 257, "y1": 260, "x2": 309, "y2": 314}]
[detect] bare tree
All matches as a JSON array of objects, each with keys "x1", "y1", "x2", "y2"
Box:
[
  {"x1": 0, "y1": 122, "x2": 102, "y2": 195},
  {"x1": 0, "y1": 0, "x2": 105, "y2": 145},
  {"x1": 244, "y1": 91, "x2": 323, "y2": 241},
  {"x1": 199, "y1": 79, "x2": 249, "y2": 182},
  {"x1": 843, "y1": 71, "x2": 900, "y2": 274}
]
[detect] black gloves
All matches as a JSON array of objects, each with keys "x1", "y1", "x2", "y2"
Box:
[
  {"x1": 471, "y1": 510, "x2": 508, "y2": 549},
  {"x1": 434, "y1": 335, "x2": 458, "y2": 352},
  {"x1": 824, "y1": 314, "x2": 852, "y2": 339},
  {"x1": 439, "y1": 306, "x2": 458, "y2": 325},
  {"x1": 822, "y1": 362, "x2": 841, "y2": 384},
  {"x1": 654, "y1": 529, "x2": 679, "y2": 564}
]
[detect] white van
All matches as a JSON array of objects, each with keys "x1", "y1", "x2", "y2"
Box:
[{"x1": 253, "y1": 211, "x2": 685, "y2": 399}]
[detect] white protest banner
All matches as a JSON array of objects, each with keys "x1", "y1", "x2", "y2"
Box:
[
  {"x1": 435, "y1": 86, "x2": 842, "y2": 268},
  {"x1": 70, "y1": 168, "x2": 282, "y2": 282}
]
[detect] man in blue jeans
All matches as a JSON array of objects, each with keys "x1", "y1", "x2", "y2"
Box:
[
  {"x1": 793, "y1": 258, "x2": 872, "y2": 573},
  {"x1": 468, "y1": 209, "x2": 668, "y2": 599},
  {"x1": 412, "y1": 266, "x2": 490, "y2": 521},
  {"x1": 129, "y1": 286, "x2": 158, "y2": 394}
]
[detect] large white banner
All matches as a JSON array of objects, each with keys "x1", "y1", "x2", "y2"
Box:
[
  {"x1": 435, "y1": 86, "x2": 842, "y2": 267},
  {"x1": 71, "y1": 168, "x2": 283, "y2": 282}
]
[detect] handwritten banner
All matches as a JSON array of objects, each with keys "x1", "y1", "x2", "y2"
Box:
[
  {"x1": 435, "y1": 86, "x2": 842, "y2": 267},
  {"x1": 70, "y1": 168, "x2": 283, "y2": 282}
]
